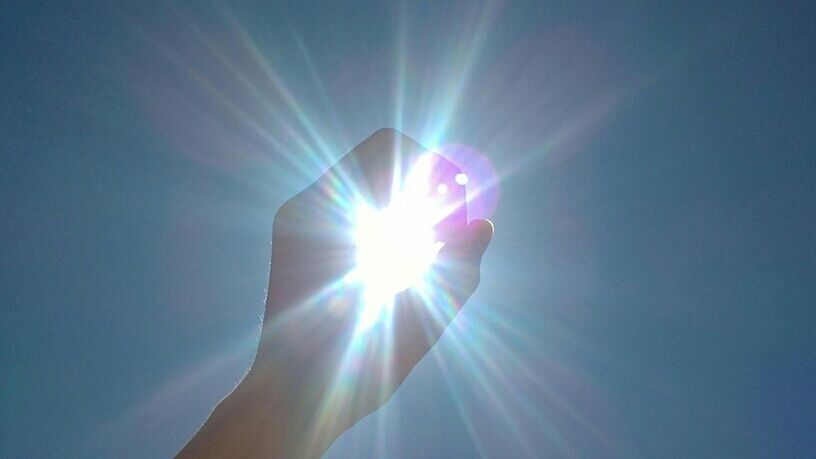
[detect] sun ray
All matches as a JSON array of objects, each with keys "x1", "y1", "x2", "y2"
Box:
[{"x1": 121, "y1": 2, "x2": 638, "y2": 455}]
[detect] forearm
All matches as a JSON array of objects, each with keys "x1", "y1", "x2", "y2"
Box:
[
  {"x1": 176, "y1": 368, "x2": 334, "y2": 459},
  {"x1": 176, "y1": 374, "x2": 288, "y2": 459}
]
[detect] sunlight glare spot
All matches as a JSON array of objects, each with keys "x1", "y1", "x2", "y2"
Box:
[{"x1": 352, "y1": 155, "x2": 447, "y2": 330}]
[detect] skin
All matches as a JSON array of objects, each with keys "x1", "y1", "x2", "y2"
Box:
[{"x1": 177, "y1": 128, "x2": 493, "y2": 458}]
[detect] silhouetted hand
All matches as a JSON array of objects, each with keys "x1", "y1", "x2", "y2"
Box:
[{"x1": 178, "y1": 129, "x2": 493, "y2": 459}]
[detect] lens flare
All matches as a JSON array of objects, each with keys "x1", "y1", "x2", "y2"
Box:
[
  {"x1": 353, "y1": 202, "x2": 442, "y2": 324},
  {"x1": 350, "y1": 154, "x2": 452, "y2": 329}
]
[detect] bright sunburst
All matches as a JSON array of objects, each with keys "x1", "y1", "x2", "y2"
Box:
[
  {"x1": 129, "y1": 1, "x2": 626, "y2": 457},
  {"x1": 349, "y1": 155, "x2": 454, "y2": 329}
]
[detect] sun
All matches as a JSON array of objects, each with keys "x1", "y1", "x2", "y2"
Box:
[{"x1": 350, "y1": 154, "x2": 458, "y2": 329}]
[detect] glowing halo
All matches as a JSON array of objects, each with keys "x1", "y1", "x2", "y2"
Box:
[{"x1": 346, "y1": 153, "x2": 463, "y2": 330}]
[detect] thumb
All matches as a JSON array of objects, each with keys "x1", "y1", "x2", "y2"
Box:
[
  {"x1": 446, "y1": 219, "x2": 493, "y2": 294},
  {"x1": 431, "y1": 218, "x2": 494, "y2": 303},
  {"x1": 436, "y1": 218, "x2": 494, "y2": 262},
  {"x1": 467, "y1": 219, "x2": 494, "y2": 259}
]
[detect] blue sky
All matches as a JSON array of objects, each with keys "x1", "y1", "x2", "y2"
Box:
[{"x1": 1, "y1": 1, "x2": 814, "y2": 458}]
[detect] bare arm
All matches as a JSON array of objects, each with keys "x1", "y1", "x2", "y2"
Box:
[{"x1": 177, "y1": 129, "x2": 493, "y2": 458}]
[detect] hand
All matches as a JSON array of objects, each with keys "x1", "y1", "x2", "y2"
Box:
[{"x1": 177, "y1": 128, "x2": 493, "y2": 458}]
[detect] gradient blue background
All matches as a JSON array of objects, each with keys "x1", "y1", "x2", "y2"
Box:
[{"x1": 2, "y1": 1, "x2": 814, "y2": 458}]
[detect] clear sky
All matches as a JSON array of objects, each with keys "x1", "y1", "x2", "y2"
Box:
[{"x1": 1, "y1": 1, "x2": 814, "y2": 458}]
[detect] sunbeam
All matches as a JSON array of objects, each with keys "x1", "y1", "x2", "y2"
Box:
[{"x1": 121, "y1": 2, "x2": 627, "y2": 457}]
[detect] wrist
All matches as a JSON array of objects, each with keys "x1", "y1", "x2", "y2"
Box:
[
  {"x1": 177, "y1": 367, "x2": 302, "y2": 459},
  {"x1": 239, "y1": 364, "x2": 345, "y2": 458}
]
